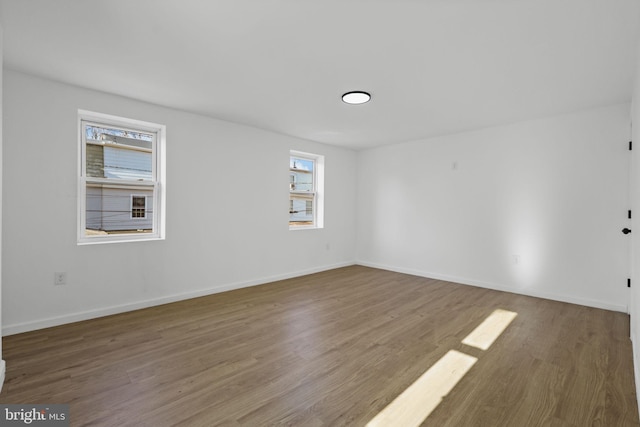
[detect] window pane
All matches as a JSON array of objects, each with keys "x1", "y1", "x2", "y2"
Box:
[
  {"x1": 86, "y1": 125, "x2": 153, "y2": 145},
  {"x1": 290, "y1": 157, "x2": 314, "y2": 192},
  {"x1": 86, "y1": 183, "x2": 153, "y2": 235},
  {"x1": 131, "y1": 195, "x2": 147, "y2": 219},
  {"x1": 132, "y1": 196, "x2": 146, "y2": 208},
  {"x1": 86, "y1": 124, "x2": 153, "y2": 181},
  {"x1": 289, "y1": 194, "x2": 313, "y2": 226}
]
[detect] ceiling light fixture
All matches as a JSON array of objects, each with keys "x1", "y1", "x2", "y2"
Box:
[{"x1": 342, "y1": 91, "x2": 371, "y2": 105}]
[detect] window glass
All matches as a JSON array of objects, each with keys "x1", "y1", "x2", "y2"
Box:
[
  {"x1": 289, "y1": 151, "x2": 323, "y2": 229},
  {"x1": 131, "y1": 195, "x2": 147, "y2": 219}
]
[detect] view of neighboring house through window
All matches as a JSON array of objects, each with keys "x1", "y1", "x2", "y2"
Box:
[
  {"x1": 289, "y1": 150, "x2": 324, "y2": 229},
  {"x1": 131, "y1": 195, "x2": 147, "y2": 218},
  {"x1": 78, "y1": 110, "x2": 165, "y2": 244}
]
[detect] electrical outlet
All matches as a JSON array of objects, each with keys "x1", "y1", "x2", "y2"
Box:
[{"x1": 54, "y1": 272, "x2": 67, "y2": 286}]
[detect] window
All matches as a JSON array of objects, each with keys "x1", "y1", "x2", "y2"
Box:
[
  {"x1": 131, "y1": 195, "x2": 147, "y2": 219},
  {"x1": 78, "y1": 110, "x2": 166, "y2": 244},
  {"x1": 289, "y1": 150, "x2": 324, "y2": 229}
]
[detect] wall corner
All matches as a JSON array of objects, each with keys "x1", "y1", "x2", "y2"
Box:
[{"x1": 0, "y1": 360, "x2": 5, "y2": 392}]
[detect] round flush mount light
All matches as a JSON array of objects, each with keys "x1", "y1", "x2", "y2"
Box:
[{"x1": 342, "y1": 91, "x2": 371, "y2": 105}]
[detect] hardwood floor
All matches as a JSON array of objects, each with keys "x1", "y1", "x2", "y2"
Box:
[{"x1": 1, "y1": 266, "x2": 638, "y2": 426}]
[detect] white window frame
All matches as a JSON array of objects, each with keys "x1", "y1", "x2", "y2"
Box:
[
  {"x1": 78, "y1": 110, "x2": 166, "y2": 244},
  {"x1": 130, "y1": 194, "x2": 147, "y2": 219},
  {"x1": 289, "y1": 150, "x2": 324, "y2": 230}
]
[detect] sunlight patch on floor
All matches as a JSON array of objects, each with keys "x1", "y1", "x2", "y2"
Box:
[
  {"x1": 367, "y1": 308, "x2": 519, "y2": 427},
  {"x1": 366, "y1": 350, "x2": 477, "y2": 427},
  {"x1": 461, "y1": 309, "x2": 518, "y2": 351}
]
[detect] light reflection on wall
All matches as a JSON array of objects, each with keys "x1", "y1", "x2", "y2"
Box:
[{"x1": 504, "y1": 195, "x2": 545, "y2": 289}]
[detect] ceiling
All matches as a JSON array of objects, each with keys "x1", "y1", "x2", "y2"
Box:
[{"x1": 1, "y1": 0, "x2": 639, "y2": 150}]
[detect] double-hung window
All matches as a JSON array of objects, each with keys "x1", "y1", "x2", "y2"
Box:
[
  {"x1": 78, "y1": 110, "x2": 166, "y2": 244},
  {"x1": 289, "y1": 150, "x2": 324, "y2": 229},
  {"x1": 131, "y1": 195, "x2": 147, "y2": 219}
]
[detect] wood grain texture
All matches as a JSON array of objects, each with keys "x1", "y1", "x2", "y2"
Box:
[{"x1": 1, "y1": 266, "x2": 638, "y2": 426}]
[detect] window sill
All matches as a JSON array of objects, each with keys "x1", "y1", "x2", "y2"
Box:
[
  {"x1": 289, "y1": 225, "x2": 322, "y2": 231},
  {"x1": 77, "y1": 234, "x2": 165, "y2": 245}
]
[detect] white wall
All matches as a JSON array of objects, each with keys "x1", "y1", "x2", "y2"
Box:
[
  {"x1": 357, "y1": 103, "x2": 631, "y2": 311},
  {"x1": 630, "y1": 33, "x2": 640, "y2": 417},
  {"x1": 2, "y1": 70, "x2": 357, "y2": 334},
  {"x1": 0, "y1": 22, "x2": 5, "y2": 390}
]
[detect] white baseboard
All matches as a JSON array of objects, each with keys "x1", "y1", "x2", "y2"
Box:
[
  {"x1": 356, "y1": 261, "x2": 628, "y2": 313},
  {"x1": 0, "y1": 360, "x2": 5, "y2": 393},
  {"x1": 4, "y1": 260, "x2": 626, "y2": 336},
  {"x1": 2, "y1": 261, "x2": 356, "y2": 336}
]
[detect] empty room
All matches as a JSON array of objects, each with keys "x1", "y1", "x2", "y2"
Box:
[{"x1": 1, "y1": 0, "x2": 640, "y2": 426}]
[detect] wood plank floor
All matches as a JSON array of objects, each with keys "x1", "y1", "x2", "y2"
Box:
[{"x1": 1, "y1": 266, "x2": 638, "y2": 426}]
